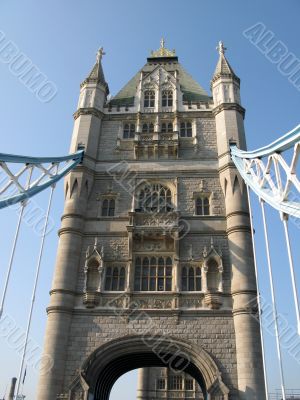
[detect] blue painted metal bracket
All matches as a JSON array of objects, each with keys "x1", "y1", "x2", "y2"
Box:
[
  {"x1": 0, "y1": 150, "x2": 84, "y2": 209},
  {"x1": 230, "y1": 124, "x2": 300, "y2": 218}
]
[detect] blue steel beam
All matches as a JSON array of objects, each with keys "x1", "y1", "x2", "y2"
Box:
[
  {"x1": 0, "y1": 150, "x2": 84, "y2": 209},
  {"x1": 230, "y1": 124, "x2": 300, "y2": 218}
]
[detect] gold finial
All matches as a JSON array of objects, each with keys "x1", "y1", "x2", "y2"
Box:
[
  {"x1": 217, "y1": 41, "x2": 227, "y2": 55},
  {"x1": 150, "y1": 39, "x2": 176, "y2": 58},
  {"x1": 96, "y1": 47, "x2": 106, "y2": 63}
]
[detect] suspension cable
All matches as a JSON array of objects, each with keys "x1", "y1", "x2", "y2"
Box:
[
  {"x1": 281, "y1": 214, "x2": 300, "y2": 335},
  {"x1": 246, "y1": 185, "x2": 269, "y2": 398},
  {"x1": 260, "y1": 199, "x2": 286, "y2": 400},
  {"x1": 0, "y1": 166, "x2": 33, "y2": 319},
  {"x1": 15, "y1": 172, "x2": 57, "y2": 398}
]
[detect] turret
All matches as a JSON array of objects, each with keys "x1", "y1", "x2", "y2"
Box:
[
  {"x1": 212, "y1": 42, "x2": 266, "y2": 399},
  {"x1": 70, "y1": 47, "x2": 109, "y2": 159},
  {"x1": 211, "y1": 41, "x2": 246, "y2": 156},
  {"x1": 36, "y1": 48, "x2": 108, "y2": 400}
]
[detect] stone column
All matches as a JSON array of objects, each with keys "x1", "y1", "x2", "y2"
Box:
[
  {"x1": 36, "y1": 184, "x2": 87, "y2": 399},
  {"x1": 136, "y1": 368, "x2": 150, "y2": 400},
  {"x1": 211, "y1": 45, "x2": 266, "y2": 396}
]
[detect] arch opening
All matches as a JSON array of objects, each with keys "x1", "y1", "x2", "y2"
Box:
[
  {"x1": 75, "y1": 335, "x2": 229, "y2": 400},
  {"x1": 94, "y1": 351, "x2": 207, "y2": 400}
]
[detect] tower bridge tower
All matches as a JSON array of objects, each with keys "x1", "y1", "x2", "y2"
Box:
[{"x1": 37, "y1": 40, "x2": 265, "y2": 400}]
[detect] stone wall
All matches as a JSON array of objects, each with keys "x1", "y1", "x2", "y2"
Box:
[{"x1": 63, "y1": 312, "x2": 238, "y2": 396}]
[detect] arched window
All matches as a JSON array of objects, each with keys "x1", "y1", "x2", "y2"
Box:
[
  {"x1": 142, "y1": 122, "x2": 154, "y2": 133},
  {"x1": 102, "y1": 199, "x2": 115, "y2": 216},
  {"x1": 180, "y1": 121, "x2": 192, "y2": 137},
  {"x1": 105, "y1": 266, "x2": 126, "y2": 291},
  {"x1": 161, "y1": 122, "x2": 173, "y2": 133},
  {"x1": 134, "y1": 256, "x2": 173, "y2": 291},
  {"x1": 123, "y1": 123, "x2": 135, "y2": 139},
  {"x1": 195, "y1": 197, "x2": 210, "y2": 216},
  {"x1": 162, "y1": 90, "x2": 173, "y2": 107},
  {"x1": 181, "y1": 265, "x2": 202, "y2": 291},
  {"x1": 137, "y1": 183, "x2": 172, "y2": 213},
  {"x1": 144, "y1": 90, "x2": 155, "y2": 108},
  {"x1": 207, "y1": 259, "x2": 219, "y2": 292}
]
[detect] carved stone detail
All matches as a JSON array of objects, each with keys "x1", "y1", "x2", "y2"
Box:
[{"x1": 135, "y1": 297, "x2": 173, "y2": 309}]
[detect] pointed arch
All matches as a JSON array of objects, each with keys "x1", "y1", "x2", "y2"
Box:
[{"x1": 70, "y1": 179, "x2": 78, "y2": 198}]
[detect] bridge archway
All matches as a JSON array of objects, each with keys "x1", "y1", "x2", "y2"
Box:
[{"x1": 72, "y1": 335, "x2": 229, "y2": 400}]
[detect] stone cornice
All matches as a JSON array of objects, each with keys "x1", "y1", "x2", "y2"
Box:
[
  {"x1": 58, "y1": 227, "x2": 84, "y2": 237},
  {"x1": 73, "y1": 107, "x2": 104, "y2": 120},
  {"x1": 210, "y1": 73, "x2": 240, "y2": 87},
  {"x1": 46, "y1": 306, "x2": 73, "y2": 315},
  {"x1": 218, "y1": 162, "x2": 238, "y2": 174},
  {"x1": 231, "y1": 289, "x2": 257, "y2": 297},
  {"x1": 49, "y1": 288, "x2": 77, "y2": 296},
  {"x1": 232, "y1": 308, "x2": 258, "y2": 316},
  {"x1": 226, "y1": 211, "x2": 250, "y2": 219},
  {"x1": 102, "y1": 110, "x2": 214, "y2": 120},
  {"x1": 71, "y1": 308, "x2": 233, "y2": 317},
  {"x1": 61, "y1": 213, "x2": 85, "y2": 222},
  {"x1": 212, "y1": 103, "x2": 245, "y2": 118},
  {"x1": 226, "y1": 225, "x2": 251, "y2": 235}
]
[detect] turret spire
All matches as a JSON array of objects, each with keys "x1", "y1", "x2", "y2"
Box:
[
  {"x1": 82, "y1": 46, "x2": 109, "y2": 94},
  {"x1": 212, "y1": 41, "x2": 239, "y2": 84}
]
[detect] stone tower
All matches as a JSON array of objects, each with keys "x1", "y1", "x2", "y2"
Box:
[{"x1": 37, "y1": 40, "x2": 265, "y2": 400}]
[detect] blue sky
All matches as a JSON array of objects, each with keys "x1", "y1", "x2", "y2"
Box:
[{"x1": 0, "y1": 0, "x2": 299, "y2": 398}]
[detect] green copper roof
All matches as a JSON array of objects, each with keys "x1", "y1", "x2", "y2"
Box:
[{"x1": 109, "y1": 60, "x2": 211, "y2": 107}]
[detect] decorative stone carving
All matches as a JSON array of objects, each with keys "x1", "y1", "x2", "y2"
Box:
[
  {"x1": 135, "y1": 297, "x2": 173, "y2": 309},
  {"x1": 204, "y1": 292, "x2": 223, "y2": 310},
  {"x1": 180, "y1": 297, "x2": 203, "y2": 309},
  {"x1": 69, "y1": 376, "x2": 86, "y2": 400},
  {"x1": 83, "y1": 238, "x2": 104, "y2": 308},
  {"x1": 105, "y1": 295, "x2": 126, "y2": 308}
]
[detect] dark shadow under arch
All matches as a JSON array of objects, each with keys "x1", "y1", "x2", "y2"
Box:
[
  {"x1": 95, "y1": 351, "x2": 207, "y2": 400},
  {"x1": 78, "y1": 335, "x2": 229, "y2": 400}
]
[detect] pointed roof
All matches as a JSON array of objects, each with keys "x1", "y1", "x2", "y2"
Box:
[
  {"x1": 81, "y1": 47, "x2": 109, "y2": 94},
  {"x1": 211, "y1": 41, "x2": 240, "y2": 84},
  {"x1": 108, "y1": 40, "x2": 211, "y2": 107}
]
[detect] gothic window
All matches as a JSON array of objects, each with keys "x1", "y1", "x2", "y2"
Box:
[
  {"x1": 182, "y1": 266, "x2": 201, "y2": 291},
  {"x1": 161, "y1": 122, "x2": 173, "y2": 133},
  {"x1": 157, "y1": 379, "x2": 166, "y2": 390},
  {"x1": 137, "y1": 184, "x2": 172, "y2": 213},
  {"x1": 207, "y1": 259, "x2": 219, "y2": 292},
  {"x1": 134, "y1": 256, "x2": 173, "y2": 291},
  {"x1": 123, "y1": 123, "x2": 135, "y2": 139},
  {"x1": 195, "y1": 197, "x2": 210, "y2": 215},
  {"x1": 185, "y1": 379, "x2": 194, "y2": 391},
  {"x1": 102, "y1": 199, "x2": 115, "y2": 216},
  {"x1": 142, "y1": 122, "x2": 154, "y2": 133},
  {"x1": 162, "y1": 90, "x2": 173, "y2": 107},
  {"x1": 105, "y1": 266, "x2": 126, "y2": 291},
  {"x1": 169, "y1": 375, "x2": 182, "y2": 390},
  {"x1": 180, "y1": 121, "x2": 192, "y2": 137},
  {"x1": 144, "y1": 90, "x2": 155, "y2": 107}
]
